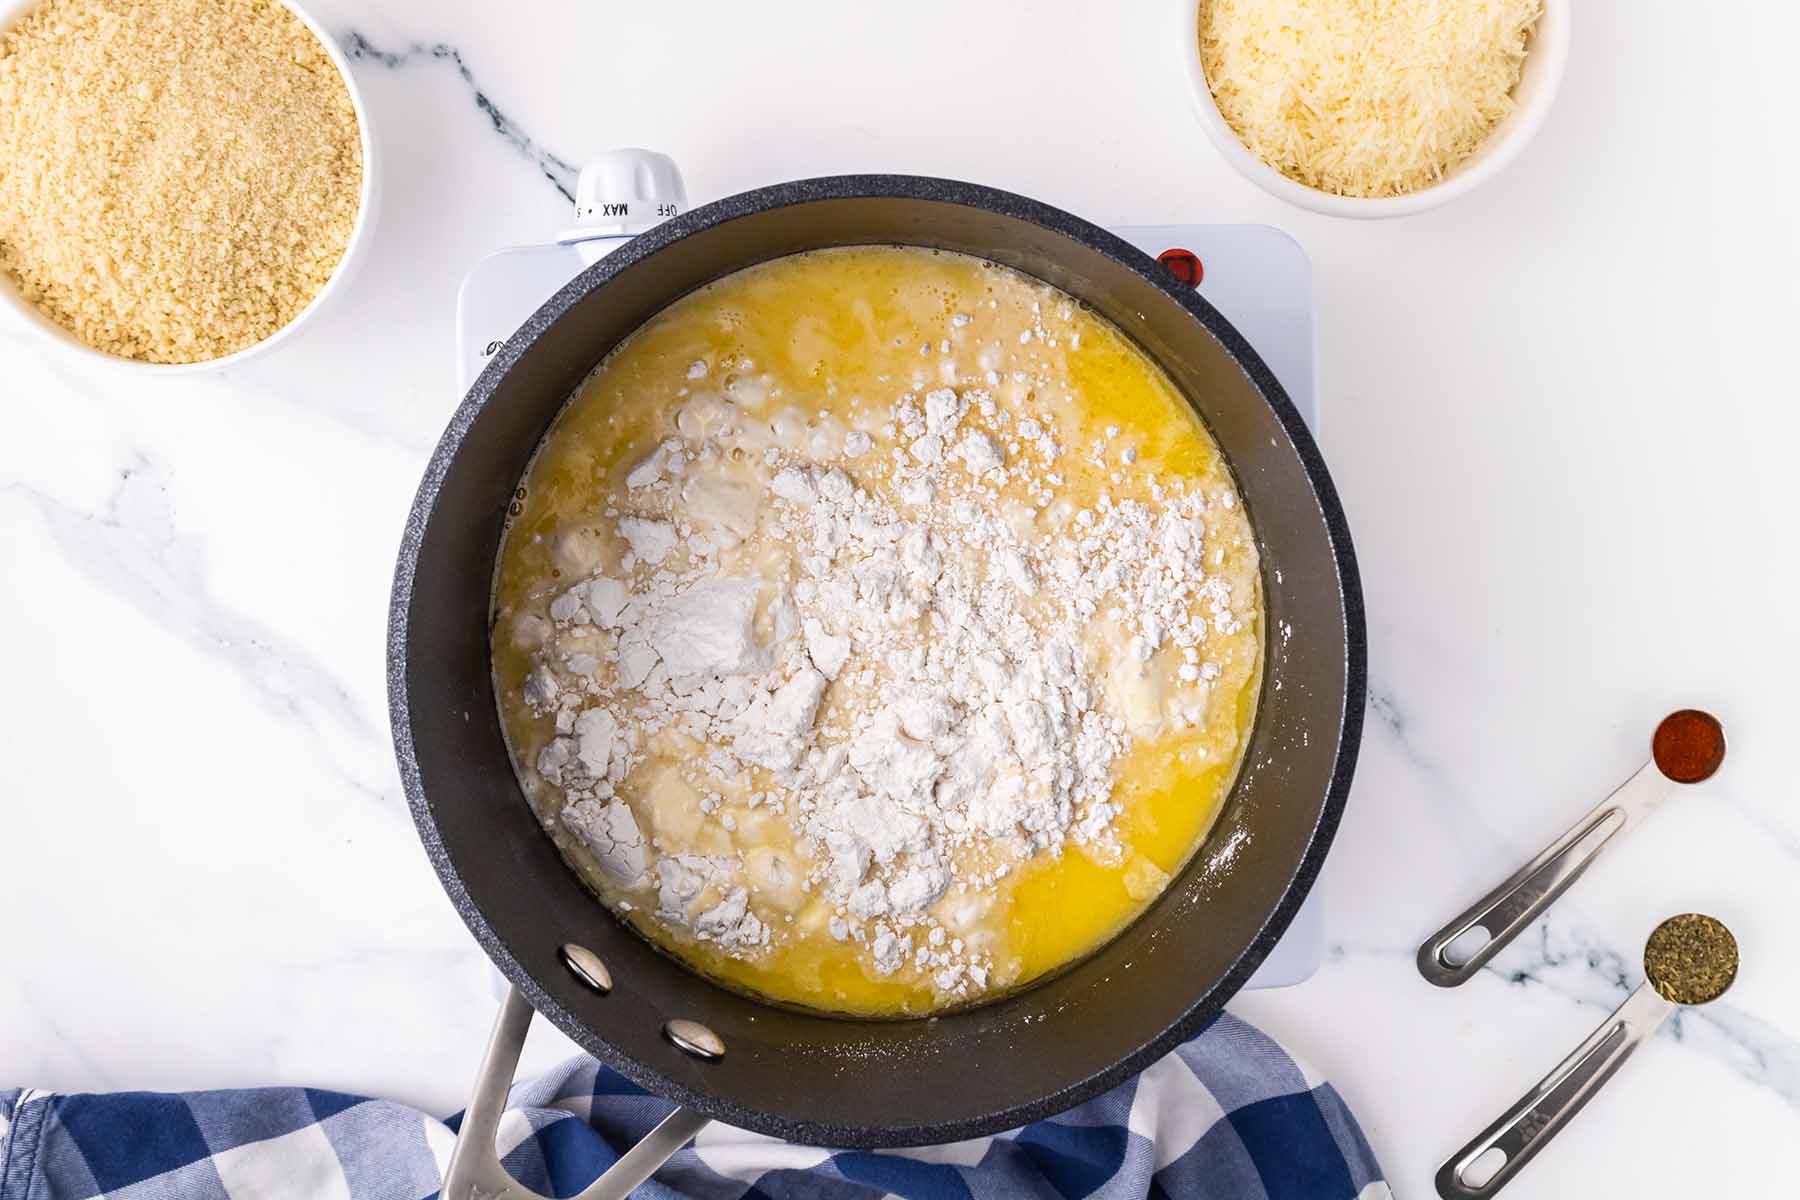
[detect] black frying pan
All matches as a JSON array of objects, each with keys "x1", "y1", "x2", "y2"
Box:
[{"x1": 389, "y1": 176, "x2": 1364, "y2": 1152}]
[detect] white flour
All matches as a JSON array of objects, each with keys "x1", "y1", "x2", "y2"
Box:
[{"x1": 518, "y1": 325, "x2": 1247, "y2": 998}]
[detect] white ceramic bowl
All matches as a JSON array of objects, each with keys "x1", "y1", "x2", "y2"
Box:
[
  {"x1": 0, "y1": 0, "x2": 378, "y2": 372},
  {"x1": 1179, "y1": 0, "x2": 1569, "y2": 219}
]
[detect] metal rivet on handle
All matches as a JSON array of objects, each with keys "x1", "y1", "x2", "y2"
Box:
[
  {"x1": 664, "y1": 1019, "x2": 725, "y2": 1061},
  {"x1": 559, "y1": 943, "x2": 613, "y2": 994}
]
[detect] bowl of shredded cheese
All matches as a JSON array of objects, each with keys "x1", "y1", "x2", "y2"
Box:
[
  {"x1": 0, "y1": 0, "x2": 377, "y2": 371},
  {"x1": 1182, "y1": 0, "x2": 1568, "y2": 218}
]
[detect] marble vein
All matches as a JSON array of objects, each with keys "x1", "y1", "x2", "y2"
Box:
[
  {"x1": 339, "y1": 33, "x2": 579, "y2": 201},
  {"x1": 1320, "y1": 928, "x2": 1800, "y2": 1110},
  {"x1": 1418, "y1": 918, "x2": 1800, "y2": 1111},
  {"x1": 1670, "y1": 1004, "x2": 1800, "y2": 1110},
  {"x1": 1366, "y1": 685, "x2": 1440, "y2": 778},
  {"x1": 6, "y1": 457, "x2": 392, "y2": 802},
  {"x1": 1, "y1": 981, "x2": 115, "y2": 1092},
  {"x1": 1359, "y1": 685, "x2": 1800, "y2": 1110},
  {"x1": 1363, "y1": 680, "x2": 1519, "y2": 865}
]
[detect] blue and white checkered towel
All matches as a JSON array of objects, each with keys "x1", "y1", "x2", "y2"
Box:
[{"x1": 0, "y1": 1012, "x2": 1386, "y2": 1200}]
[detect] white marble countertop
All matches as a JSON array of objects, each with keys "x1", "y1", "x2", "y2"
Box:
[{"x1": 4, "y1": 1, "x2": 1798, "y2": 1194}]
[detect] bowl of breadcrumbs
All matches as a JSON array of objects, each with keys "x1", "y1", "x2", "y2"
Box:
[{"x1": 0, "y1": 0, "x2": 374, "y2": 369}]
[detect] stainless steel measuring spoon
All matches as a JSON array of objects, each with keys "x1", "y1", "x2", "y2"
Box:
[
  {"x1": 1417, "y1": 709, "x2": 1726, "y2": 987},
  {"x1": 1436, "y1": 913, "x2": 1739, "y2": 1197}
]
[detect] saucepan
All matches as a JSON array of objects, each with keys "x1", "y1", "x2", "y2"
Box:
[{"x1": 388, "y1": 176, "x2": 1365, "y2": 1200}]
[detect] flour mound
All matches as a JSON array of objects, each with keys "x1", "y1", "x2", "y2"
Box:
[{"x1": 513, "y1": 308, "x2": 1253, "y2": 1001}]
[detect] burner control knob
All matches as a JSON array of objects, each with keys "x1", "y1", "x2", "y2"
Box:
[{"x1": 567, "y1": 149, "x2": 687, "y2": 238}]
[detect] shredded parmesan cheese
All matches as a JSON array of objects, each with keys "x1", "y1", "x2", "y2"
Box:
[{"x1": 1199, "y1": 0, "x2": 1542, "y2": 199}]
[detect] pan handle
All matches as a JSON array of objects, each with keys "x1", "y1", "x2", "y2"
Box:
[{"x1": 441, "y1": 985, "x2": 711, "y2": 1200}]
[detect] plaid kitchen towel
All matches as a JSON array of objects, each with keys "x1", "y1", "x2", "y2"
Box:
[{"x1": 0, "y1": 1012, "x2": 1386, "y2": 1200}]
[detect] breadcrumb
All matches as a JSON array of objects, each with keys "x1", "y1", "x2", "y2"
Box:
[{"x1": 0, "y1": 0, "x2": 363, "y2": 362}]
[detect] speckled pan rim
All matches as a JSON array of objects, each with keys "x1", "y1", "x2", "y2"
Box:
[{"x1": 389, "y1": 175, "x2": 1366, "y2": 1146}]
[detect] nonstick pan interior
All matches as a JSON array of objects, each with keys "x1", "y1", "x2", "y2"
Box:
[{"x1": 390, "y1": 177, "x2": 1364, "y2": 1147}]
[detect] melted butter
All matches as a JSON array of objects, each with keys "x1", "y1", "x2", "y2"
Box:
[
  {"x1": 493, "y1": 247, "x2": 1261, "y2": 1017},
  {"x1": 1006, "y1": 664, "x2": 1260, "y2": 986}
]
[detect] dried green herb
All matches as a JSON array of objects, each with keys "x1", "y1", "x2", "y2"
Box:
[{"x1": 1644, "y1": 913, "x2": 1738, "y2": 1005}]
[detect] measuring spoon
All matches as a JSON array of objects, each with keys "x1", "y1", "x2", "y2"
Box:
[
  {"x1": 1436, "y1": 913, "x2": 1739, "y2": 1197},
  {"x1": 1418, "y1": 709, "x2": 1725, "y2": 987}
]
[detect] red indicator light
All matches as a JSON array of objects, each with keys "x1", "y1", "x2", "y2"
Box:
[{"x1": 1157, "y1": 248, "x2": 1203, "y2": 287}]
